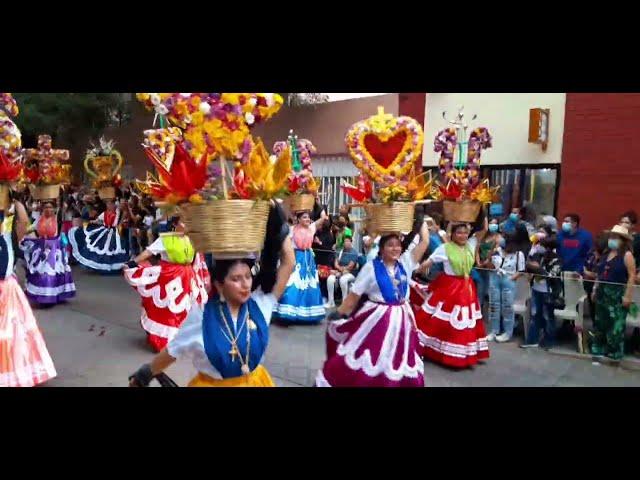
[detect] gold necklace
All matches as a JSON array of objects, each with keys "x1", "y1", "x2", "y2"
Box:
[{"x1": 218, "y1": 304, "x2": 252, "y2": 376}]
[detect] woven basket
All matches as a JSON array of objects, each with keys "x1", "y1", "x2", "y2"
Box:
[
  {"x1": 98, "y1": 187, "x2": 116, "y2": 199},
  {"x1": 365, "y1": 202, "x2": 415, "y2": 235},
  {"x1": 286, "y1": 194, "x2": 315, "y2": 213},
  {"x1": 30, "y1": 184, "x2": 61, "y2": 201},
  {"x1": 180, "y1": 199, "x2": 270, "y2": 256},
  {"x1": 0, "y1": 183, "x2": 9, "y2": 211},
  {"x1": 443, "y1": 199, "x2": 482, "y2": 223}
]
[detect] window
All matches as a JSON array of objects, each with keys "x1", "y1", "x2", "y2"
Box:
[{"x1": 486, "y1": 166, "x2": 559, "y2": 219}]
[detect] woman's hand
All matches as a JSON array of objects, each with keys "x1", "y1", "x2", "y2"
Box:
[{"x1": 623, "y1": 296, "x2": 632, "y2": 308}]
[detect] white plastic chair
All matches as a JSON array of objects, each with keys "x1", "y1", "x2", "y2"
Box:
[
  {"x1": 554, "y1": 272, "x2": 587, "y2": 353},
  {"x1": 625, "y1": 285, "x2": 640, "y2": 329},
  {"x1": 513, "y1": 275, "x2": 532, "y2": 338}
]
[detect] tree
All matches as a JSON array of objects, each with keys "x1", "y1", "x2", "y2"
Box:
[
  {"x1": 282, "y1": 93, "x2": 329, "y2": 107},
  {"x1": 13, "y1": 93, "x2": 131, "y2": 147}
]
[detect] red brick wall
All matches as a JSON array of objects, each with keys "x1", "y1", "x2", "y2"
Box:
[
  {"x1": 558, "y1": 93, "x2": 640, "y2": 235},
  {"x1": 398, "y1": 93, "x2": 426, "y2": 171}
]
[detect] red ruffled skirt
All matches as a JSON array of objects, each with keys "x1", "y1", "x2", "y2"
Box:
[{"x1": 414, "y1": 274, "x2": 489, "y2": 368}]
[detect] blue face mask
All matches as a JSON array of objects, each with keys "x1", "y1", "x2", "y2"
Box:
[
  {"x1": 608, "y1": 239, "x2": 620, "y2": 250},
  {"x1": 509, "y1": 213, "x2": 519, "y2": 222},
  {"x1": 562, "y1": 222, "x2": 573, "y2": 233},
  {"x1": 489, "y1": 224, "x2": 499, "y2": 233}
]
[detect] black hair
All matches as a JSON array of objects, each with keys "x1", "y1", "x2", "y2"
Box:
[
  {"x1": 402, "y1": 205, "x2": 426, "y2": 251},
  {"x1": 450, "y1": 222, "x2": 470, "y2": 236},
  {"x1": 621, "y1": 210, "x2": 638, "y2": 225},
  {"x1": 212, "y1": 259, "x2": 255, "y2": 284},
  {"x1": 296, "y1": 210, "x2": 311, "y2": 220},
  {"x1": 594, "y1": 231, "x2": 609, "y2": 255},
  {"x1": 209, "y1": 203, "x2": 288, "y2": 294},
  {"x1": 541, "y1": 236, "x2": 558, "y2": 250},
  {"x1": 565, "y1": 213, "x2": 580, "y2": 225},
  {"x1": 378, "y1": 234, "x2": 402, "y2": 254}
]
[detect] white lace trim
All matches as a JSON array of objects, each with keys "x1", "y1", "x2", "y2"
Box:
[
  {"x1": 421, "y1": 292, "x2": 483, "y2": 331},
  {"x1": 0, "y1": 361, "x2": 57, "y2": 387},
  {"x1": 68, "y1": 230, "x2": 126, "y2": 271},
  {"x1": 140, "y1": 310, "x2": 180, "y2": 340},
  {"x1": 26, "y1": 282, "x2": 76, "y2": 297},
  {"x1": 418, "y1": 331, "x2": 490, "y2": 359},
  {"x1": 327, "y1": 301, "x2": 423, "y2": 381},
  {"x1": 285, "y1": 264, "x2": 320, "y2": 290},
  {"x1": 69, "y1": 225, "x2": 127, "y2": 257},
  {"x1": 123, "y1": 266, "x2": 200, "y2": 314},
  {"x1": 274, "y1": 304, "x2": 325, "y2": 318},
  {"x1": 315, "y1": 369, "x2": 331, "y2": 387},
  {"x1": 21, "y1": 244, "x2": 72, "y2": 276}
]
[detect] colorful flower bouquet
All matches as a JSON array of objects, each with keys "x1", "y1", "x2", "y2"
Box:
[
  {"x1": 0, "y1": 93, "x2": 22, "y2": 164},
  {"x1": 24, "y1": 134, "x2": 71, "y2": 200},
  {"x1": 84, "y1": 137, "x2": 124, "y2": 199},
  {"x1": 343, "y1": 107, "x2": 429, "y2": 234},
  {"x1": 432, "y1": 109, "x2": 499, "y2": 222},
  {"x1": 135, "y1": 93, "x2": 287, "y2": 255},
  {"x1": 274, "y1": 130, "x2": 319, "y2": 212}
]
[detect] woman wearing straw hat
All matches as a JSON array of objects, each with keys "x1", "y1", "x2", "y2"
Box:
[
  {"x1": 128, "y1": 203, "x2": 296, "y2": 387},
  {"x1": 20, "y1": 199, "x2": 76, "y2": 306},
  {"x1": 272, "y1": 207, "x2": 328, "y2": 324},
  {"x1": 0, "y1": 195, "x2": 57, "y2": 386},
  {"x1": 413, "y1": 219, "x2": 490, "y2": 369},
  {"x1": 315, "y1": 221, "x2": 430, "y2": 387},
  {"x1": 590, "y1": 224, "x2": 636, "y2": 360},
  {"x1": 123, "y1": 216, "x2": 211, "y2": 353}
]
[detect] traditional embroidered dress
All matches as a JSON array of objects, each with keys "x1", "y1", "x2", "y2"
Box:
[
  {"x1": 123, "y1": 234, "x2": 210, "y2": 352},
  {"x1": 20, "y1": 213, "x2": 76, "y2": 305},
  {"x1": 167, "y1": 290, "x2": 278, "y2": 387},
  {"x1": 316, "y1": 250, "x2": 424, "y2": 387},
  {"x1": 0, "y1": 228, "x2": 57, "y2": 386},
  {"x1": 68, "y1": 208, "x2": 129, "y2": 272},
  {"x1": 273, "y1": 223, "x2": 325, "y2": 323},
  {"x1": 414, "y1": 238, "x2": 490, "y2": 368}
]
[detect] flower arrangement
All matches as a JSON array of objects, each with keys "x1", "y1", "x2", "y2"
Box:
[
  {"x1": 135, "y1": 93, "x2": 287, "y2": 205},
  {"x1": 0, "y1": 149, "x2": 23, "y2": 183},
  {"x1": 24, "y1": 134, "x2": 71, "y2": 186},
  {"x1": 274, "y1": 130, "x2": 318, "y2": 196},
  {"x1": 431, "y1": 111, "x2": 498, "y2": 204},
  {"x1": 343, "y1": 107, "x2": 428, "y2": 204},
  {"x1": 0, "y1": 93, "x2": 22, "y2": 163},
  {"x1": 136, "y1": 93, "x2": 283, "y2": 162},
  {"x1": 84, "y1": 137, "x2": 124, "y2": 190},
  {"x1": 342, "y1": 107, "x2": 430, "y2": 234}
]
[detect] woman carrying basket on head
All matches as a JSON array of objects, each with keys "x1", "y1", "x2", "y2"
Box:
[
  {"x1": 20, "y1": 198, "x2": 76, "y2": 306},
  {"x1": 414, "y1": 218, "x2": 490, "y2": 369},
  {"x1": 316, "y1": 220, "x2": 430, "y2": 387},
  {"x1": 129, "y1": 202, "x2": 295, "y2": 387},
  {"x1": 123, "y1": 216, "x2": 210, "y2": 352},
  {"x1": 272, "y1": 205, "x2": 328, "y2": 324}
]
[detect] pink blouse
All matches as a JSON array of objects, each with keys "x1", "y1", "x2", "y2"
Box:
[{"x1": 292, "y1": 223, "x2": 316, "y2": 250}]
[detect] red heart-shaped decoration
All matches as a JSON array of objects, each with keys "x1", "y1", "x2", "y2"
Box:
[{"x1": 363, "y1": 131, "x2": 407, "y2": 169}]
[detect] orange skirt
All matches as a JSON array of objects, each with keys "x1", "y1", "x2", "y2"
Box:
[
  {"x1": 188, "y1": 365, "x2": 275, "y2": 387},
  {"x1": 0, "y1": 276, "x2": 57, "y2": 387}
]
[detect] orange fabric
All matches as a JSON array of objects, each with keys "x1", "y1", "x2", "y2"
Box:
[
  {"x1": 188, "y1": 365, "x2": 275, "y2": 387},
  {"x1": 37, "y1": 216, "x2": 57, "y2": 238}
]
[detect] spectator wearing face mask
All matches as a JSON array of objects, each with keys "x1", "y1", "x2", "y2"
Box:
[
  {"x1": 475, "y1": 217, "x2": 502, "y2": 311},
  {"x1": 500, "y1": 206, "x2": 536, "y2": 237},
  {"x1": 522, "y1": 237, "x2": 563, "y2": 348},
  {"x1": 487, "y1": 231, "x2": 527, "y2": 343},
  {"x1": 618, "y1": 210, "x2": 640, "y2": 266},
  {"x1": 557, "y1": 213, "x2": 593, "y2": 273}
]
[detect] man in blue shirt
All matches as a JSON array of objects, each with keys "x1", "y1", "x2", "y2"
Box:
[{"x1": 557, "y1": 213, "x2": 593, "y2": 273}]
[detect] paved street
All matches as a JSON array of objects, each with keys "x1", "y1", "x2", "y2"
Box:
[{"x1": 29, "y1": 266, "x2": 640, "y2": 387}]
